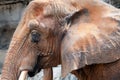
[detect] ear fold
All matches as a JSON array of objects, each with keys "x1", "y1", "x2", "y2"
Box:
[
  {"x1": 65, "y1": 8, "x2": 89, "y2": 25},
  {"x1": 61, "y1": 9, "x2": 120, "y2": 77}
]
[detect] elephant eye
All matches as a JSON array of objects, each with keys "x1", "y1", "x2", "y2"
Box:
[{"x1": 30, "y1": 30, "x2": 41, "y2": 43}]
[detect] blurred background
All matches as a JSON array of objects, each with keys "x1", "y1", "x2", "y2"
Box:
[{"x1": 0, "y1": 0, "x2": 120, "y2": 80}]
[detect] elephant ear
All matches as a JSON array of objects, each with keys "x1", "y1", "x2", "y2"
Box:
[{"x1": 61, "y1": 8, "x2": 120, "y2": 77}]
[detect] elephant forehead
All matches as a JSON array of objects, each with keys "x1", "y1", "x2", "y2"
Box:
[{"x1": 36, "y1": 16, "x2": 58, "y2": 30}]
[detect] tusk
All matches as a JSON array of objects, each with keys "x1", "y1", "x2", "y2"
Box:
[{"x1": 18, "y1": 70, "x2": 28, "y2": 80}]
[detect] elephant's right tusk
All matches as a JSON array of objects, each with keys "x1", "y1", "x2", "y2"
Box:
[{"x1": 18, "y1": 70, "x2": 28, "y2": 80}]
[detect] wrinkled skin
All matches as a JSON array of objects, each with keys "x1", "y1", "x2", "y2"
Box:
[
  {"x1": 1, "y1": 0, "x2": 120, "y2": 80},
  {"x1": 1, "y1": 11, "x2": 61, "y2": 80},
  {"x1": 26, "y1": 16, "x2": 63, "y2": 76},
  {"x1": 1, "y1": 0, "x2": 70, "y2": 80}
]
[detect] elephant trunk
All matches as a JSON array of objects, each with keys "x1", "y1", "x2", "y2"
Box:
[
  {"x1": 1, "y1": 50, "x2": 21, "y2": 80},
  {"x1": 1, "y1": 54, "x2": 28, "y2": 80},
  {"x1": 1, "y1": 38, "x2": 28, "y2": 80}
]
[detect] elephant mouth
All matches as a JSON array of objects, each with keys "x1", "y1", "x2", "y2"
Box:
[
  {"x1": 28, "y1": 63, "x2": 41, "y2": 77},
  {"x1": 19, "y1": 57, "x2": 42, "y2": 79},
  {"x1": 19, "y1": 64, "x2": 41, "y2": 79},
  {"x1": 19, "y1": 64, "x2": 41, "y2": 80},
  {"x1": 18, "y1": 70, "x2": 40, "y2": 80}
]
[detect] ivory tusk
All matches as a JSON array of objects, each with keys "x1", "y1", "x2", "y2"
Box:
[
  {"x1": 0, "y1": 75, "x2": 1, "y2": 80},
  {"x1": 18, "y1": 70, "x2": 28, "y2": 80}
]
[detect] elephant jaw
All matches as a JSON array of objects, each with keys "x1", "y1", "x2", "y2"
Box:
[{"x1": 19, "y1": 57, "x2": 42, "y2": 78}]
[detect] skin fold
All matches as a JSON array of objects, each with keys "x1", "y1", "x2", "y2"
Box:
[
  {"x1": 1, "y1": 0, "x2": 120, "y2": 80},
  {"x1": 1, "y1": 0, "x2": 74, "y2": 80}
]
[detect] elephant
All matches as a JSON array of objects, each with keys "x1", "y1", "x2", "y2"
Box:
[
  {"x1": 0, "y1": 0, "x2": 75, "y2": 80},
  {"x1": 1, "y1": 0, "x2": 120, "y2": 80}
]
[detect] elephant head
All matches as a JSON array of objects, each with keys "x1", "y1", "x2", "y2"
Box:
[
  {"x1": 1, "y1": 0, "x2": 120, "y2": 80},
  {"x1": 1, "y1": 0, "x2": 76, "y2": 80}
]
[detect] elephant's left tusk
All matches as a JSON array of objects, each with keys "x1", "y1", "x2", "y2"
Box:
[{"x1": 18, "y1": 70, "x2": 28, "y2": 80}]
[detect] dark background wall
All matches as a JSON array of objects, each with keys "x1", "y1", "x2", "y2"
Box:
[{"x1": 0, "y1": 0, "x2": 31, "y2": 49}]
